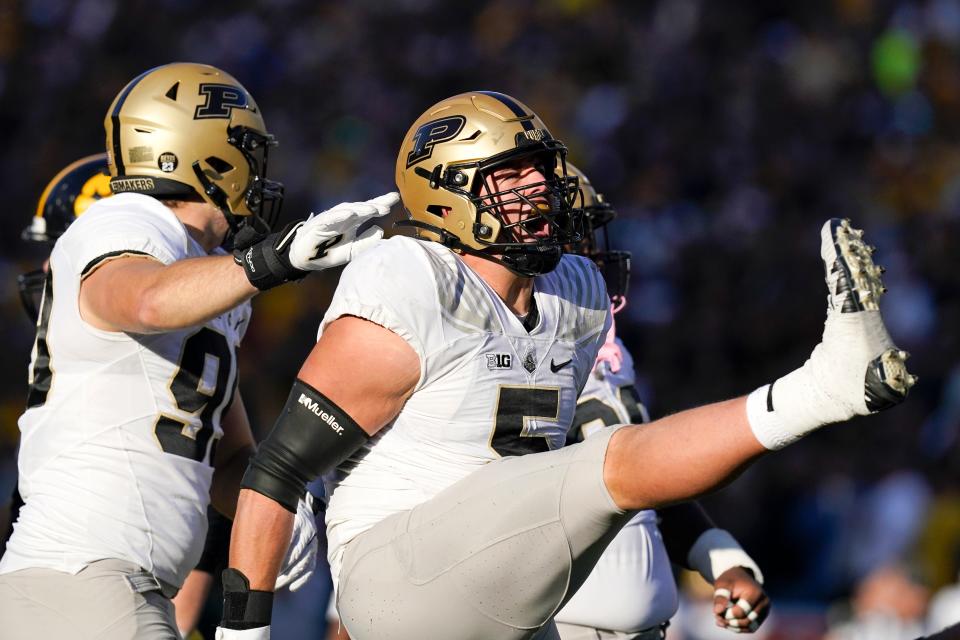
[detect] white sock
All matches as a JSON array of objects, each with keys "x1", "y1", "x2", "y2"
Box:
[{"x1": 747, "y1": 309, "x2": 895, "y2": 450}]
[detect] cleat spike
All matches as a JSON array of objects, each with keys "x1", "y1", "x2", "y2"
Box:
[
  {"x1": 898, "y1": 350, "x2": 910, "y2": 360},
  {"x1": 906, "y1": 375, "x2": 918, "y2": 387}
]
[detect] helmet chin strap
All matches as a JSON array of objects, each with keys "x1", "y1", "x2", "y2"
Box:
[
  {"x1": 393, "y1": 219, "x2": 560, "y2": 276},
  {"x1": 499, "y1": 244, "x2": 562, "y2": 276}
]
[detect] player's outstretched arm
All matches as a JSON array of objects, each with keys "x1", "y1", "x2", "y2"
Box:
[
  {"x1": 604, "y1": 219, "x2": 913, "y2": 511},
  {"x1": 219, "y1": 316, "x2": 419, "y2": 638},
  {"x1": 80, "y1": 194, "x2": 398, "y2": 334},
  {"x1": 80, "y1": 253, "x2": 257, "y2": 333}
]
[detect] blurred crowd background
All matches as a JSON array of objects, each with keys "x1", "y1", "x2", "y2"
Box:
[{"x1": 1, "y1": 0, "x2": 959, "y2": 638}]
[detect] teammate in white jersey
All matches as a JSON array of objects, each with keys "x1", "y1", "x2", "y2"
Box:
[
  {"x1": 0, "y1": 63, "x2": 396, "y2": 640},
  {"x1": 0, "y1": 154, "x2": 113, "y2": 561},
  {"x1": 3, "y1": 153, "x2": 244, "y2": 639},
  {"x1": 554, "y1": 166, "x2": 768, "y2": 639},
  {"x1": 220, "y1": 92, "x2": 914, "y2": 640}
]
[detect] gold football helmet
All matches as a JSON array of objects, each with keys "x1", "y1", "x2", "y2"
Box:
[
  {"x1": 395, "y1": 91, "x2": 581, "y2": 276},
  {"x1": 104, "y1": 62, "x2": 282, "y2": 231},
  {"x1": 567, "y1": 163, "x2": 631, "y2": 306}
]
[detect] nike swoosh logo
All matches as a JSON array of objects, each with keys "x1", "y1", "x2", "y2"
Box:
[{"x1": 550, "y1": 358, "x2": 572, "y2": 373}]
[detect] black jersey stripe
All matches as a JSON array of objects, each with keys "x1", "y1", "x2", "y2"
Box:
[{"x1": 81, "y1": 250, "x2": 153, "y2": 278}]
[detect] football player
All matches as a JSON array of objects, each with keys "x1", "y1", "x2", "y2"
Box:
[
  {"x1": 0, "y1": 62, "x2": 394, "y2": 640},
  {"x1": 553, "y1": 165, "x2": 768, "y2": 639},
  {"x1": 1, "y1": 154, "x2": 113, "y2": 561},
  {"x1": 219, "y1": 91, "x2": 913, "y2": 640},
  {"x1": 4, "y1": 153, "x2": 247, "y2": 640}
]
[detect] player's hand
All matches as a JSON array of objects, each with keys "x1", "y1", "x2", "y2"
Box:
[
  {"x1": 274, "y1": 493, "x2": 320, "y2": 592},
  {"x1": 215, "y1": 626, "x2": 270, "y2": 639},
  {"x1": 288, "y1": 192, "x2": 398, "y2": 271},
  {"x1": 713, "y1": 567, "x2": 770, "y2": 633},
  {"x1": 234, "y1": 192, "x2": 398, "y2": 290}
]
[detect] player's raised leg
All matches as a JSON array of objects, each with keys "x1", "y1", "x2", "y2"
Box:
[{"x1": 602, "y1": 218, "x2": 914, "y2": 511}]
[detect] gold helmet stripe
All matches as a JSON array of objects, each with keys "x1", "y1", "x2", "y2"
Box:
[
  {"x1": 109, "y1": 67, "x2": 155, "y2": 176},
  {"x1": 474, "y1": 91, "x2": 536, "y2": 132}
]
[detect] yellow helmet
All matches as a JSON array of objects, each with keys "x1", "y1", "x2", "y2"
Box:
[
  {"x1": 23, "y1": 153, "x2": 111, "y2": 244},
  {"x1": 19, "y1": 154, "x2": 112, "y2": 321},
  {"x1": 395, "y1": 91, "x2": 581, "y2": 276},
  {"x1": 104, "y1": 62, "x2": 283, "y2": 231},
  {"x1": 566, "y1": 162, "x2": 631, "y2": 306}
]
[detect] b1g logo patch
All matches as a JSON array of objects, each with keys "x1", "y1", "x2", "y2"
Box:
[
  {"x1": 405, "y1": 115, "x2": 466, "y2": 168},
  {"x1": 158, "y1": 152, "x2": 178, "y2": 173},
  {"x1": 486, "y1": 353, "x2": 512, "y2": 370},
  {"x1": 195, "y1": 83, "x2": 248, "y2": 119}
]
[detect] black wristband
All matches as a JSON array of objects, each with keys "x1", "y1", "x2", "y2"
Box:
[
  {"x1": 234, "y1": 222, "x2": 307, "y2": 291},
  {"x1": 221, "y1": 568, "x2": 274, "y2": 630}
]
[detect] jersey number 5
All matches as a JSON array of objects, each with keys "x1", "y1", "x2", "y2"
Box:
[
  {"x1": 154, "y1": 327, "x2": 234, "y2": 465},
  {"x1": 490, "y1": 385, "x2": 561, "y2": 457}
]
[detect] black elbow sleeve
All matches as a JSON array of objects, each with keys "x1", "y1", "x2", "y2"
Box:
[{"x1": 241, "y1": 379, "x2": 369, "y2": 513}]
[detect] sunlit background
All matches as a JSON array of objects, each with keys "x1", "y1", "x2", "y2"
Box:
[{"x1": 1, "y1": 1, "x2": 959, "y2": 638}]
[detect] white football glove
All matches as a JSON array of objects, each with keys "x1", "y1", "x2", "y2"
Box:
[
  {"x1": 274, "y1": 493, "x2": 320, "y2": 592},
  {"x1": 286, "y1": 192, "x2": 398, "y2": 271},
  {"x1": 235, "y1": 192, "x2": 398, "y2": 290}
]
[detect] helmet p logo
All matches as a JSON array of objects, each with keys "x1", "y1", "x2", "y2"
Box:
[
  {"x1": 406, "y1": 116, "x2": 466, "y2": 168},
  {"x1": 195, "y1": 83, "x2": 249, "y2": 119}
]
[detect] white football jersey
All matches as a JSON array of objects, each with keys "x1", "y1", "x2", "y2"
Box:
[
  {"x1": 566, "y1": 338, "x2": 649, "y2": 443},
  {"x1": 0, "y1": 193, "x2": 249, "y2": 588},
  {"x1": 321, "y1": 237, "x2": 611, "y2": 585},
  {"x1": 554, "y1": 338, "x2": 680, "y2": 632}
]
